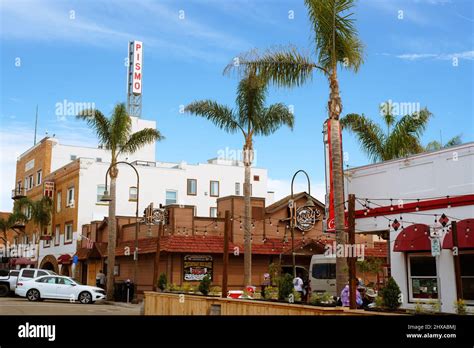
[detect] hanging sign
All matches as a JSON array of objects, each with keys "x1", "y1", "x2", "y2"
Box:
[
  {"x1": 183, "y1": 255, "x2": 213, "y2": 281},
  {"x1": 431, "y1": 237, "x2": 441, "y2": 257}
]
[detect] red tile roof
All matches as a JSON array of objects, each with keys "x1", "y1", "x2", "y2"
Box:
[{"x1": 114, "y1": 236, "x2": 328, "y2": 256}]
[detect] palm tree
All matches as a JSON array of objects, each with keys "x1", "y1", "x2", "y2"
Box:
[
  {"x1": 340, "y1": 103, "x2": 432, "y2": 162},
  {"x1": 184, "y1": 72, "x2": 294, "y2": 286},
  {"x1": 425, "y1": 135, "x2": 462, "y2": 151},
  {"x1": 77, "y1": 103, "x2": 164, "y2": 300},
  {"x1": 225, "y1": 0, "x2": 364, "y2": 293},
  {"x1": 0, "y1": 209, "x2": 28, "y2": 244}
]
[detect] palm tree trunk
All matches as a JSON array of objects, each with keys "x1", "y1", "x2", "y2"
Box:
[
  {"x1": 328, "y1": 71, "x2": 348, "y2": 295},
  {"x1": 106, "y1": 173, "x2": 117, "y2": 301},
  {"x1": 243, "y1": 146, "x2": 253, "y2": 287}
]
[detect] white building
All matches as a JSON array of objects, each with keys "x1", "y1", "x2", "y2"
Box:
[{"x1": 344, "y1": 142, "x2": 474, "y2": 313}]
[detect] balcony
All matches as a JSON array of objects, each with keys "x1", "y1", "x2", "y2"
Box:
[{"x1": 11, "y1": 187, "x2": 26, "y2": 200}]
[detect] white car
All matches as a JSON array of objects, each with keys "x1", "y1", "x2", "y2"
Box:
[{"x1": 15, "y1": 275, "x2": 106, "y2": 304}]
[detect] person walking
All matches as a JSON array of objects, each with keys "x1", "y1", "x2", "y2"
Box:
[
  {"x1": 293, "y1": 273, "x2": 304, "y2": 300},
  {"x1": 96, "y1": 269, "x2": 106, "y2": 289}
]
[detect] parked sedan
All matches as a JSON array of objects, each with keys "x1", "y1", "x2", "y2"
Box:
[{"x1": 15, "y1": 275, "x2": 106, "y2": 304}]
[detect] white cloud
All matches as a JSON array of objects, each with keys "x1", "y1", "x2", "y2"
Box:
[
  {"x1": 394, "y1": 50, "x2": 474, "y2": 61},
  {"x1": 267, "y1": 177, "x2": 325, "y2": 203}
]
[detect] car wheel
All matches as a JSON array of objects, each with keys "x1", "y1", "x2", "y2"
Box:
[
  {"x1": 26, "y1": 289, "x2": 40, "y2": 301},
  {"x1": 0, "y1": 284, "x2": 9, "y2": 297},
  {"x1": 79, "y1": 291, "x2": 92, "y2": 304}
]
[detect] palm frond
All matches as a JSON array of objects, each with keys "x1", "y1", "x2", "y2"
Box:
[
  {"x1": 119, "y1": 128, "x2": 164, "y2": 155},
  {"x1": 224, "y1": 46, "x2": 323, "y2": 87},
  {"x1": 184, "y1": 101, "x2": 244, "y2": 135},
  {"x1": 305, "y1": 0, "x2": 364, "y2": 71},
  {"x1": 110, "y1": 103, "x2": 132, "y2": 150},
  {"x1": 76, "y1": 109, "x2": 110, "y2": 147},
  {"x1": 237, "y1": 72, "x2": 268, "y2": 128},
  {"x1": 444, "y1": 135, "x2": 462, "y2": 148},
  {"x1": 341, "y1": 113, "x2": 385, "y2": 162},
  {"x1": 254, "y1": 103, "x2": 295, "y2": 136}
]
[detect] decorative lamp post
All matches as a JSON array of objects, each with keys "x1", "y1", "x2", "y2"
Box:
[
  {"x1": 289, "y1": 170, "x2": 319, "y2": 278},
  {"x1": 101, "y1": 161, "x2": 140, "y2": 303}
]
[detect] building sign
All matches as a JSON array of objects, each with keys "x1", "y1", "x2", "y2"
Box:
[
  {"x1": 183, "y1": 255, "x2": 213, "y2": 281},
  {"x1": 25, "y1": 159, "x2": 35, "y2": 172},
  {"x1": 296, "y1": 206, "x2": 320, "y2": 231},
  {"x1": 131, "y1": 41, "x2": 143, "y2": 95},
  {"x1": 43, "y1": 181, "x2": 54, "y2": 198}
]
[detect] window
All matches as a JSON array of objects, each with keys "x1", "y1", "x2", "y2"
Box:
[
  {"x1": 210, "y1": 207, "x2": 217, "y2": 218},
  {"x1": 37, "y1": 270, "x2": 48, "y2": 277},
  {"x1": 312, "y1": 263, "x2": 336, "y2": 279},
  {"x1": 187, "y1": 179, "x2": 197, "y2": 196},
  {"x1": 65, "y1": 223, "x2": 73, "y2": 243},
  {"x1": 129, "y1": 187, "x2": 138, "y2": 201},
  {"x1": 55, "y1": 225, "x2": 60, "y2": 246},
  {"x1": 36, "y1": 277, "x2": 56, "y2": 284},
  {"x1": 210, "y1": 181, "x2": 219, "y2": 197},
  {"x1": 460, "y1": 252, "x2": 474, "y2": 302},
  {"x1": 26, "y1": 175, "x2": 33, "y2": 190},
  {"x1": 67, "y1": 187, "x2": 75, "y2": 207},
  {"x1": 408, "y1": 254, "x2": 438, "y2": 301},
  {"x1": 96, "y1": 157, "x2": 102, "y2": 162},
  {"x1": 57, "y1": 277, "x2": 74, "y2": 285},
  {"x1": 44, "y1": 237, "x2": 50, "y2": 248},
  {"x1": 22, "y1": 270, "x2": 35, "y2": 278},
  {"x1": 56, "y1": 191, "x2": 62, "y2": 213},
  {"x1": 70, "y1": 155, "x2": 77, "y2": 161},
  {"x1": 36, "y1": 170, "x2": 42, "y2": 186},
  {"x1": 25, "y1": 205, "x2": 32, "y2": 219},
  {"x1": 235, "y1": 182, "x2": 240, "y2": 195},
  {"x1": 253, "y1": 175, "x2": 260, "y2": 182},
  {"x1": 97, "y1": 185, "x2": 106, "y2": 202},
  {"x1": 165, "y1": 190, "x2": 177, "y2": 205}
]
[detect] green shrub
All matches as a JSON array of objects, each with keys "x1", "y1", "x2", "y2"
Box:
[
  {"x1": 263, "y1": 286, "x2": 278, "y2": 300},
  {"x1": 199, "y1": 275, "x2": 211, "y2": 296},
  {"x1": 380, "y1": 277, "x2": 401, "y2": 310},
  {"x1": 277, "y1": 273, "x2": 293, "y2": 301},
  {"x1": 454, "y1": 299, "x2": 467, "y2": 315},
  {"x1": 429, "y1": 299, "x2": 441, "y2": 313},
  {"x1": 209, "y1": 286, "x2": 222, "y2": 296},
  {"x1": 374, "y1": 296, "x2": 384, "y2": 308},
  {"x1": 158, "y1": 273, "x2": 167, "y2": 291},
  {"x1": 310, "y1": 292, "x2": 334, "y2": 306}
]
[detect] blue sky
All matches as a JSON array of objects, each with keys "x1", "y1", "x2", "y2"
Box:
[{"x1": 1, "y1": 0, "x2": 473, "y2": 211}]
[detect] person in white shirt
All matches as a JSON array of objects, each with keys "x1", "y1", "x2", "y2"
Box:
[
  {"x1": 96, "y1": 270, "x2": 106, "y2": 289},
  {"x1": 293, "y1": 274, "x2": 304, "y2": 298}
]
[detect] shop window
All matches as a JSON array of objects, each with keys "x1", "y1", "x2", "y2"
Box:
[
  {"x1": 187, "y1": 179, "x2": 197, "y2": 196},
  {"x1": 460, "y1": 253, "x2": 474, "y2": 302},
  {"x1": 408, "y1": 254, "x2": 438, "y2": 301}
]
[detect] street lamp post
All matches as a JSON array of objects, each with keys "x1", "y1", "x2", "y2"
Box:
[
  {"x1": 101, "y1": 161, "x2": 140, "y2": 303},
  {"x1": 289, "y1": 170, "x2": 316, "y2": 278}
]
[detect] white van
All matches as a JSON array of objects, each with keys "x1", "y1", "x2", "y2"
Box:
[{"x1": 309, "y1": 254, "x2": 336, "y2": 296}]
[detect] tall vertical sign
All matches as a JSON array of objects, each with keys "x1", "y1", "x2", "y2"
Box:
[{"x1": 127, "y1": 41, "x2": 143, "y2": 118}]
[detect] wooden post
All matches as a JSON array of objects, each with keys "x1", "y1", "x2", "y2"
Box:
[
  {"x1": 451, "y1": 221, "x2": 463, "y2": 300},
  {"x1": 348, "y1": 194, "x2": 357, "y2": 309},
  {"x1": 152, "y1": 223, "x2": 163, "y2": 291},
  {"x1": 222, "y1": 211, "x2": 230, "y2": 298}
]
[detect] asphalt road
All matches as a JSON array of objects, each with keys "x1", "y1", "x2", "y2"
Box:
[{"x1": 0, "y1": 296, "x2": 142, "y2": 315}]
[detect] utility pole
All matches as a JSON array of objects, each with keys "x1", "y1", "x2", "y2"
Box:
[
  {"x1": 451, "y1": 221, "x2": 463, "y2": 300},
  {"x1": 222, "y1": 211, "x2": 230, "y2": 298},
  {"x1": 348, "y1": 194, "x2": 357, "y2": 309}
]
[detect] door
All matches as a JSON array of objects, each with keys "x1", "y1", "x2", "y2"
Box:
[
  {"x1": 34, "y1": 276, "x2": 58, "y2": 299},
  {"x1": 55, "y1": 277, "x2": 77, "y2": 300}
]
